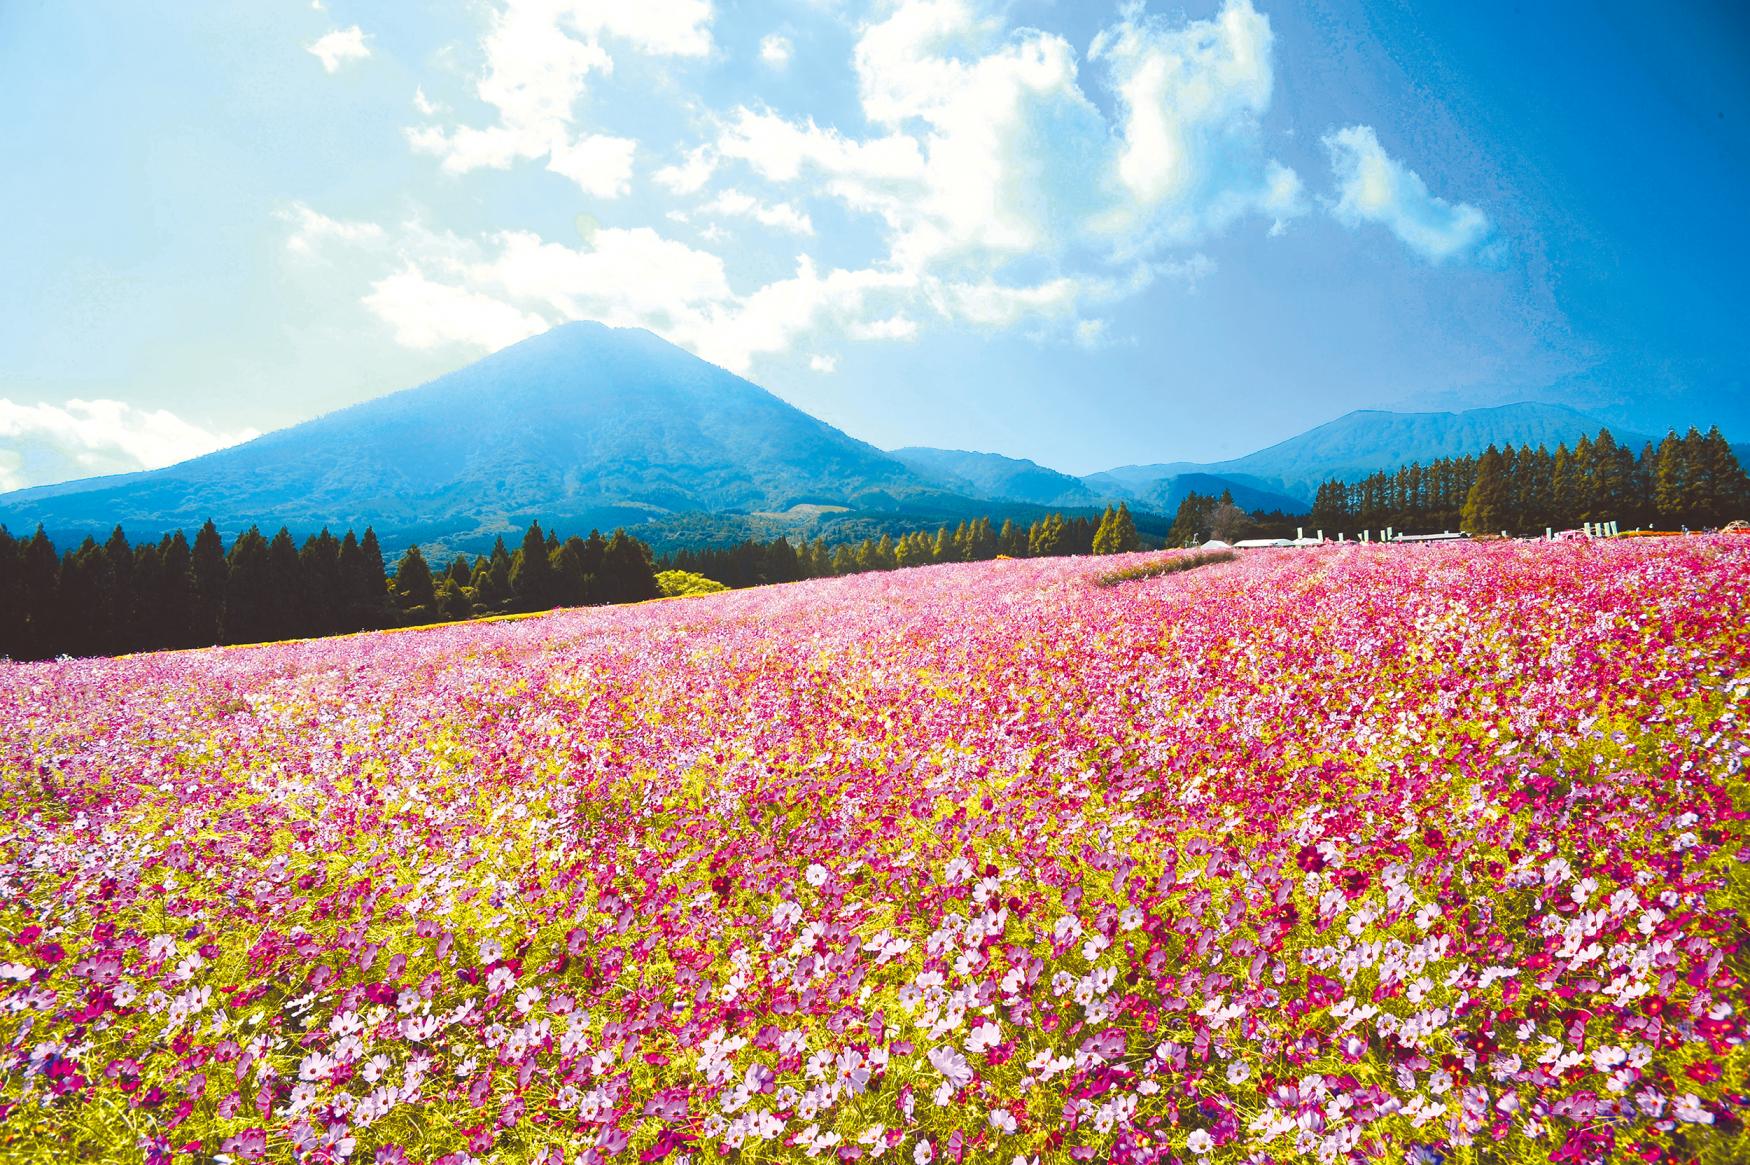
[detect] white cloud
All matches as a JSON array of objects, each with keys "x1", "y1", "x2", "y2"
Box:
[
  {"x1": 475, "y1": 227, "x2": 733, "y2": 324},
  {"x1": 1074, "y1": 318, "x2": 1108, "y2": 347},
  {"x1": 697, "y1": 188, "x2": 813, "y2": 234},
  {"x1": 307, "y1": 26, "x2": 371, "y2": 74},
  {"x1": 759, "y1": 33, "x2": 792, "y2": 68},
  {"x1": 280, "y1": 202, "x2": 386, "y2": 258},
  {"x1": 1323, "y1": 124, "x2": 1493, "y2": 263},
  {"x1": 362, "y1": 268, "x2": 551, "y2": 351},
  {"x1": 413, "y1": 86, "x2": 443, "y2": 116},
  {"x1": 407, "y1": 0, "x2": 712, "y2": 182},
  {"x1": 653, "y1": 145, "x2": 719, "y2": 194},
  {"x1": 0, "y1": 400, "x2": 258, "y2": 492},
  {"x1": 809, "y1": 354, "x2": 837, "y2": 373},
  {"x1": 545, "y1": 132, "x2": 637, "y2": 197},
  {"x1": 690, "y1": 0, "x2": 1299, "y2": 342},
  {"x1": 850, "y1": 314, "x2": 918, "y2": 340},
  {"x1": 1088, "y1": 0, "x2": 1306, "y2": 247},
  {"x1": 310, "y1": 1, "x2": 1468, "y2": 375}
]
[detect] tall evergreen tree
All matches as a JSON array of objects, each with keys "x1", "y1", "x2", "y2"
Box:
[
  {"x1": 299, "y1": 529, "x2": 344, "y2": 637},
  {"x1": 358, "y1": 529, "x2": 393, "y2": 629},
  {"x1": 103, "y1": 526, "x2": 134, "y2": 653},
  {"x1": 18, "y1": 527, "x2": 59, "y2": 659},
  {"x1": 597, "y1": 529, "x2": 659, "y2": 604},
  {"x1": 221, "y1": 527, "x2": 272, "y2": 644},
  {"x1": 0, "y1": 527, "x2": 22, "y2": 659},
  {"x1": 1108, "y1": 503, "x2": 1140, "y2": 552},
  {"x1": 190, "y1": 520, "x2": 228, "y2": 645},
  {"x1": 159, "y1": 531, "x2": 194, "y2": 647},
  {"x1": 1091, "y1": 506, "x2": 1120, "y2": 555},
  {"x1": 1460, "y1": 446, "x2": 1512, "y2": 534},
  {"x1": 510, "y1": 522, "x2": 557, "y2": 612},
  {"x1": 392, "y1": 545, "x2": 438, "y2": 623},
  {"x1": 266, "y1": 528, "x2": 303, "y2": 641}
]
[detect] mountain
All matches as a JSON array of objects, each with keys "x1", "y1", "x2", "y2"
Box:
[
  {"x1": 888, "y1": 447, "x2": 1099, "y2": 508},
  {"x1": 1090, "y1": 402, "x2": 1658, "y2": 504},
  {"x1": 0, "y1": 323, "x2": 952, "y2": 550}
]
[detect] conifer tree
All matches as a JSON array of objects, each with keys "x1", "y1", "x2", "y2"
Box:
[
  {"x1": 190, "y1": 520, "x2": 228, "y2": 645},
  {"x1": 104, "y1": 526, "x2": 134, "y2": 653},
  {"x1": 509, "y1": 521, "x2": 556, "y2": 613},
  {"x1": 357, "y1": 529, "x2": 392, "y2": 629},
  {"x1": 1460, "y1": 446, "x2": 1511, "y2": 534},
  {"x1": 158, "y1": 531, "x2": 194, "y2": 647},
  {"x1": 392, "y1": 545, "x2": 438, "y2": 623},
  {"x1": 1653, "y1": 432, "x2": 1688, "y2": 526},
  {"x1": 599, "y1": 529, "x2": 659, "y2": 604},
  {"x1": 1110, "y1": 503, "x2": 1140, "y2": 553},
  {"x1": 265, "y1": 528, "x2": 303, "y2": 641},
  {"x1": 14, "y1": 529, "x2": 55, "y2": 659},
  {"x1": 1092, "y1": 505, "x2": 1119, "y2": 554},
  {"x1": 221, "y1": 526, "x2": 272, "y2": 644},
  {"x1": 0, "y1": 527, "x2": 19, "y2": 659},
  {"x1": 299, "y1": 529, "x2": 343, "y2": 637}
]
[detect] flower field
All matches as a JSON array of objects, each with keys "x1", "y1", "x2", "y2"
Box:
[{"x1": 2, "y1": 538, "x2": 1746, "y2": 1165}]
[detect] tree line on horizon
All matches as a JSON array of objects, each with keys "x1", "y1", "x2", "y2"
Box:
[
  {"x1": 1308, "y1": 426, "x2": 1748, "y2": 537},
  {"x1": 0, "y1": 507, "x2": 1146, "y2": 661},
  {"x1": 660, "y1": 505, "x2": 1143, "y2": 589},
  {"x1": 0, "y1": 520, "x2": 660, "y2": 662}
]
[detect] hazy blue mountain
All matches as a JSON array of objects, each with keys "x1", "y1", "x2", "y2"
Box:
[
  {"x1": 888, "y1": 447, "x2": 1100, "y2": 507},
  {"x1": 0, "y1": 322, "x2": 951, "y2": 548},
  {"x1": 1091, "y1": 402, "x2": 1657, "y2": 503}
]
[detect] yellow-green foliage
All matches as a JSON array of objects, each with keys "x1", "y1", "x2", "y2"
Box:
[{"x1": 656, "y1": 569, "x2": 730, "y2": 598}]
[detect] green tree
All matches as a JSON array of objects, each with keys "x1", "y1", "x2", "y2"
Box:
[
  {"x1": 297, "y1": 529, "x2": 343, "y2": 637},
  {"x1": 103, "y1": 526, "x2": 134, "y2": 653},
  {"x1": 1460, "y1": 446, "x2": 1512, "y2": 535},
  {"x1": 510, "y1": 522, "x2": 557, "y2": 612},
  {"x1": 265, "y1": 528, "x2": 303, "y2": 641},
  {"x1": 221, "y1": 526, "x2": 272, "y2": 644},
  {"x1": 392, "y1": 545, "x2": 438, "y2": 623},
  {"x1": 158, "y1": 531, "x2": 194, "y2": 648},
  {"x1": 190, "y1": 520, "x2": 228, "y2": 645},
  {"x1": 598, "y1": 529, "x2": 659, "y2": 604}
]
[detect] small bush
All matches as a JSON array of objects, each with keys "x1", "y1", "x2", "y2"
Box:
[
  {"x1": 655, "y1": 569, "x2": 730, "y2": 597},
  {"x1": 1095, "y1": 548, "x2": 1237, "y2": 587}
]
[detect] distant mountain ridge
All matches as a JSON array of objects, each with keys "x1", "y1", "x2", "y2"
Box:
[
  {"x1": 1086, "y1": 403, "x2": 1658, "y2": 504},
  {"x1": 887, "y1": 448, "x2": 1098, "y2": 508},
  {"x1": 0, "y1": 330, "x2": 1719, "y2": 554}
]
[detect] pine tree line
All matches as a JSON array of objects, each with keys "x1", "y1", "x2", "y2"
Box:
[
  {"x1": 0, "y1": 520, "x2": 659, "y2": 662},
  {"x1": 1309, "y1": 426, "x2": 1748, "y2": 536},
  {"x1": 661, "y1": 506, "x2": 1142, "y2": 589},
  {"x1": 403, "y1": 523, "x2": 658, "y2": 627}
]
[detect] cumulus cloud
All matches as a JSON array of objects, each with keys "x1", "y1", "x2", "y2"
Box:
[
  {"x1": 809, "y1": 354, "x2": 838, "y2": 373},
  {"x1": 653, "y1": 145, "x2": 719, "y2": 195},
  {"x1": 0, "y1": 400, "x2": 258, "y2": 492},
  {"x1": 307, "y1": 26, "x2": 371, "y2": 73},
  {"x1": 697, "y1": 188, "x2": 813, "y2": 234},
  {"x1": 280, "y1": 203, "x2": 386, "y2": 258},
  {"x1": 305, "y1": 0, "x2": 1488, "y2": 375},
  {"x1": 406, "y1": 0, "x2": 711, "y2": 190},
  {"x1": 1323, "y1": 124, "x2": 1493, "y2": 263},
  {"x1": 546, "y1": 133, "x2": 638, "y2": 198},
  {"x1": 362, "y1": 268, "x2": 552, "y2": 351},
  {"x1": 661, "y1": 0, "x2": 1301, "y2": 353},
  {"x1": 759, "y1": 34, "x2": 792, "y2": 67}
]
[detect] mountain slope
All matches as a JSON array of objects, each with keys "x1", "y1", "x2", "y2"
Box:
[
  {"x1": 1091, "y1": 403, "x2": 1657, "y2": 503},
  {"x1": 887, "y1": 447, "x2": 1099, "y2": 507},
  {"x1": 0, "y1": 323, "x2": 949, "y2": 546}
]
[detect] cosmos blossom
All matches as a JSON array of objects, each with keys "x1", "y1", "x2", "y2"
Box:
[{"x1": 0, "y1": 538, "x2": 1745, "y2": 1162}]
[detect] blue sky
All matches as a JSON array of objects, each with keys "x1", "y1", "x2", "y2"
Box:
[{"x1": 1, "y1": 0, "x2": 1745, "y2": 488}]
